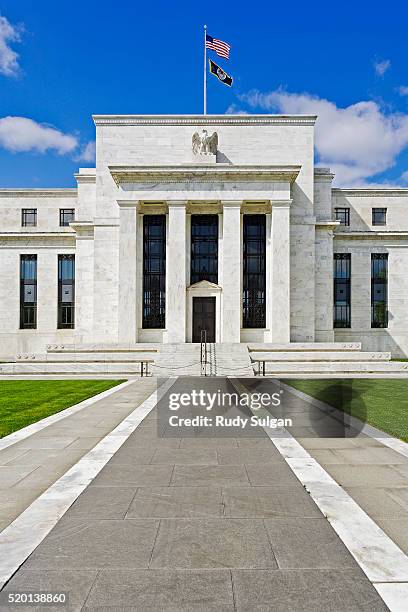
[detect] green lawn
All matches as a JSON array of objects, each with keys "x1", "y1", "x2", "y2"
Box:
[
  {"x1": 0, "y1": 380, "x2": 125, "y2": 438},
  {"x1": 283, "y1": 379, "x2": 408, "y2": 442}
]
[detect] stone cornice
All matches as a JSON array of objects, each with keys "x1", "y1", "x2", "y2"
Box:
[
  {"x1": 0, "y1": 232, "x2": 74, "y2": 238},
  {"x1": 109, "y1": 165, "x2": 301, "y2": 186},
  {"x1": 70, "y1": 221, "x2": 94, "y2": 238},
  {"x1": 74, "y1": 173, "x2": 96, "y2": 184},
  {"x1": 334, "y1": 231, "x2": 408, "y2": 239},
  {"x1": 0, "y1": 189, "x2": 77, "y2": 198},
  {"x1": 271, "y1": 199, "x2": 292, "y2": 208},
  {"x1": 332, "y1": 188, "x2": 408, "y2": 197},
  {"x1": 94, "y1": 114, "x2": 317, "y2": 126},
  {"x1": 316, "y1": 220, "x2": 341, "y2": 228}
]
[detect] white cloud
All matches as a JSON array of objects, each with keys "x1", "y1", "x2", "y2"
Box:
[
  {"x1": 401, "y1": 170, "x2": 408, "y2": 183},
  {"x1": 0, "y1": 116, "x2": 78, "y2": 155},
  {"x1": 374, "y1": 59, "x2": 391, "y2": 77},
  {"x1": 398, "y1": 86, "x2": 408, "y2": 97},
  {"x1": 225, "y1": 104, "x2": 249, "y2": 115},
  {"x1": 0, "y1": 14, "x2": 22, "y2": 77},
  {"x1": 76, "y1": 140, "x2": 96, "y2": 162},
  {"x1": 239, "y1": 89, "x2": 408, "y2": 186}
]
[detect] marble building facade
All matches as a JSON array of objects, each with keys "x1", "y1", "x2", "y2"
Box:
[{"x1": 1, "y1": 114, "x2": 408, "y2": 358}]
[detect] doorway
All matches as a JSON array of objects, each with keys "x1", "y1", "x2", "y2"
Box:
[{"x1": 192, "y1": 297, "x2": 216, "y2": 342}]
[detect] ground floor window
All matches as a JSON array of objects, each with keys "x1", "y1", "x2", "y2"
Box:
[
  {"x1": 143, "y1": 215, "x2": 166, "y2": 328},
  {"x1": 333, "y1": 254, "x2": 351, "y2": 328},
  {"x1": 58, "y1": 255, "x2": 75, "y2": 329},
  {"x1": 243, "y1": 214, "x2": 266, "y2": 328},
  {"x1": 20, "y1": 254, "x2": 37, "y2": 329},
  {"x1": 371, "y1": 253, "x2": 388, "y2": 328}
]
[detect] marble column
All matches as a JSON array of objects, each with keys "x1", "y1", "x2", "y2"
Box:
[
  {"x1": 166, "y1": 201, "x2": 187, "y2": 343},
  {"x1": 118, "y1": 203, "x2": 138, "y2": 343},
  {"x1": 315, "y1": 223, "x2": 336, "y2": 342},
  {"x1": 222, "y1": 201, "x2": 241, "y2": 342},
  {"x1": 271, "y1": 200, "x2": 291, "y2": 342}
]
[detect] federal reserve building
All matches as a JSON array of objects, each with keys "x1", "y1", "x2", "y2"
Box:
[{"x1": 1, "y1": 114, "x2": 408, "y2": 374}]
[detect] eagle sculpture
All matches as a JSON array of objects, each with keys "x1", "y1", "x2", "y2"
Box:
[{"x1": 192, "y1": 130, "x2": 218, "y2": 155}]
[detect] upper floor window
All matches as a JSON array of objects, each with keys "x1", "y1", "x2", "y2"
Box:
[
  {"x1": 335, "y1": 207, "x2": 350, "y2": 226},
  {"x1": 372, "y1": 208, "x2": 387, "y2": 226},
  {"x1": 22, "y1": 209, "x2": 37, "y2": 227},
  {"x1": 59, "y1": 208, "x2": 75, "y2": 227}
]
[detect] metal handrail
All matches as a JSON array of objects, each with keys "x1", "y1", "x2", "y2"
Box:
[{"x1": 200, "y1": 329, "x2": 207, "y2": 376}]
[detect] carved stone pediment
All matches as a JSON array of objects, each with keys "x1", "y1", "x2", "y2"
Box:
[{"x1": 187, "y1": 280, "x2": 222, "y2": 291}]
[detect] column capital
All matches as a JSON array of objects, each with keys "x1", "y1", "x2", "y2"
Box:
[
  {"x1": 271, "y1": 199, "x2": 292, "y2": 208},
  {"x1": 221, "y1": 200, "x2": 242, "y2": 209}
]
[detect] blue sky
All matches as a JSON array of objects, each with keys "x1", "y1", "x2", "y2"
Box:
[{"x1": 1, "y1": 0, "x2": 408, "y2": 187}]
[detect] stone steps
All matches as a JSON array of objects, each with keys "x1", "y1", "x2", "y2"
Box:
[
  {"x1": 16, "y1": 352, "x2": 156, "y2": 363},
  {"x1": 251, "y1": 351, "x2": 391, "y2": 363},
  {"x1": 151, "y1": 343, "x2": 202, "y2": 377},
  {"x1": 211, "y1": 343, "x2": 254, "y2": 377},
  {"x1": 254, "y1": 361, "x2": 408, "y2": 375},
  {"x1": 248, "y1": 342, "x2": 362, "y2": 352},
  {"x1": 0, "y1": 362, "x2": 153, "y2": 375},
  {"x1": 45, "y1": 343, "x2": 159, "y2": 353}
]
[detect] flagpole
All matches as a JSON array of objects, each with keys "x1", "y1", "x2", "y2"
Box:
[{"x1": 203, "y1": 24, "x2": 207, "y2": 115}]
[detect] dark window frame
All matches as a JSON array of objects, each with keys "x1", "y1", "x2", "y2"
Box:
[
  {"x1": 335, "y1": 207, "x2": 350, "y2": 226},
  {"x1": 372, "y1": 208, "x2": 387, "y2": 226},
  {"x1": 142, "y1": 215, "x2": 166, "y2": 329},
  {"x1": 371, "y1": 253, "x2": 388, "y2": 328},
  {"x1": 58, "y1": 254, "x2": 75, "y2": 329},
  {"x1": 20, "y1": 254, "x2": 37, "y2": 329},
  {"x1": 190, "y1": 214, "x2": 219, "y2": 285},
  {"x1": 59, "y1": 208, "x2": 75, "y2": 227},
  {"x1": 333, "y1": 253, "x2": 351, "y2": 328},
  {"x1": 21, "y1": 208, "x2": 37, "y2": 227},
  {"x1": 243, "y1": 214, "x2": 266, "y2": 329}
]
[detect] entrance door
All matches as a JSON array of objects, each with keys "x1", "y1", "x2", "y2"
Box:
[{"x1": 192, "y1": 297, "x2": 216, "y2": 342}]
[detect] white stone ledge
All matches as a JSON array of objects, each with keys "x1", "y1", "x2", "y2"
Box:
[{"x1": 93, "y1": 114, "x2": 317, "y2": 126}]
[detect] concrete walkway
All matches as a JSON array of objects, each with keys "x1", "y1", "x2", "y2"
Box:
[
  {"x1": 0, "y1": 379, "x2": 157, "y2": 532},
  {"x1": 0, "y1": 377, "x2": 390, "y2": 611}
]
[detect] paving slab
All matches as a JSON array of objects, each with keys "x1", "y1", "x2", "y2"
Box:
[
  {"x1": 151, "y1": 448, "x2": 219, "y2": 465},
  {"x1": 312, "y1": 446, "x2": 408, "y2": 465},
  {"x1": 83, "y1": 569, "x2": 234, "y2": 611},
  {"x1": 245, "y1": 462, "x2": 300, "y2": 486},
  {"x1": 216, "y1": 447, "x2": 282, "y2": 464},
  {"x1": 127, "y1": 486, "x2": 224, "y2": 518},
  {"x1": 170, "y1": 464, "x2": 250, "y2": 487},
  {"x1": 344, "y1": 487, "x2": 408, "y2": 519},
  {"x1": 23, "y1": 519, "x2": 159, "y2": 570},
  {"x1": 0, "y1": 466, "x2": 37, "y2": 488},
  {"x1": 0, "y1": 569, "x2": 97, "y2": 612},
  {"x1": 89, "y1": 464, "x2": 174, "y2": 487},
  {"x1": 374, "y1": 518, "x2": 408, "y2": 555},
  {"x1": 222, "y1": 486, "x2": 322, "y2": 518},
  {"x1": 231, "y1": 569, "x2": 388, "y2": 611},
  {"x1": 264, "y1": 517, "x2": 357, "y2": 569},
  {"x1": 61, "y1": 486, "x2": 138, "y2": 520},
  {"x1": 150, "y1": 518, "x2": 277, "y2": 569},
  {"x1": 321, "y1": 464, "x2": 408, "y2": 487}
]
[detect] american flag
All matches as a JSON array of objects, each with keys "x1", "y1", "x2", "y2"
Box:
[{"x1": 206, "y1": 33, "x2": 230, "y2": 60}]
